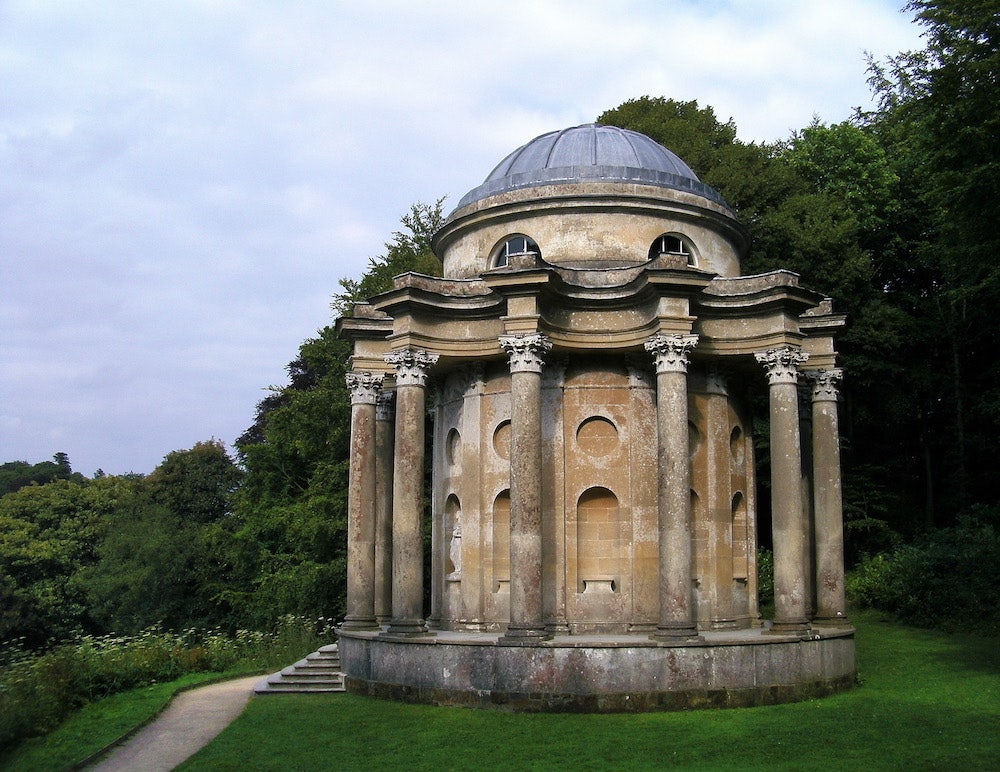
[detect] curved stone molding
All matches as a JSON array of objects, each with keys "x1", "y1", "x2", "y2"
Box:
[
  {"x1": 384, "y1": 348, "x2": 439, "y2": 386},
  {"x1": 499, "y1": 333, "x2": 553, "y2": 373},
  {"x1": 755, "y1": 347, "x2": 808, "y2": 384},
  {"x1": 345, "y1": 371, "x2": 383, "y2": 405},
  {"x1": 338, "y1": 628, "x2": 856, "y2": 712},
  {"x1": 644, "y1": 334, "x2": 698, "y2": 373},
  {"x1": 806, "y1": 368, "x2": 843, "y2": 402}
]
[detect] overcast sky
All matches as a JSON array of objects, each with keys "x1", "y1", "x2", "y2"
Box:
[{"x1": 1, "y1": 1, "x2": 925, "y2": 476}]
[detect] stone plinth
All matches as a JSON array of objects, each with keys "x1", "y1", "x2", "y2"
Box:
[{"x1": 338, "y1": 627, "x2": 855, "y2": 712}]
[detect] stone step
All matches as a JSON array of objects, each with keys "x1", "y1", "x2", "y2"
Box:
[
  {"x1": 254, "y1": 643, "x2": 346, "y2": 695},
  {"x1": 281, "y1": 665, "x2": 340, "y2": 676},
  {"x1": 286, "y1": 657, "x2": 339, "y2": 669},
  {"x1": 276, "y1": 671, "x2": 344, "y2": 684}
]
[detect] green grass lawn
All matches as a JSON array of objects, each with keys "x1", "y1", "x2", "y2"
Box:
[
  {"x1": 4, "y1": 612, "x2": 995, "y2": 771},
  {"x1": 179, "y1": 611, "x2": 999, "y2": 771},
  {"x1": 1, "y1": 672, "x2": 231, "y2": 771}
]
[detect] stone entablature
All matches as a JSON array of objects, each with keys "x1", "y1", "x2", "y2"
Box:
[{"x1": 339, "y1": 265, "x2": 844, "y2": 366}]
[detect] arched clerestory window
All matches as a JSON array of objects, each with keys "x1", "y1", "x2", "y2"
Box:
[
  {"x1": 648, "y1": 233, "x2": 696, "y2": 266},
  {"x1": 491, "y1": 234, "x2": 540, "y2": 267}
]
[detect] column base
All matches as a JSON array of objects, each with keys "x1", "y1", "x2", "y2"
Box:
[
  {"x1": 766, "y1": 619, "x2": 812, "y2": 636},
  {"x1": 381, "y1": 618, "x2": 431, "y2": 638},
  {"x1": 499, "y1": 625, "x2": 551, "y2": 646},
  {"x1": 650, "y1": 625, "x2": 703, "y2": 643},
  {"x1": 340, "y1": 616, "x2": 379, "y2": 631}
]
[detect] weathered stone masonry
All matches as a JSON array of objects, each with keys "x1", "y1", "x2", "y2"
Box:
[{"x1": 336, "y1": 123, "x2": 854, "y2": 710}]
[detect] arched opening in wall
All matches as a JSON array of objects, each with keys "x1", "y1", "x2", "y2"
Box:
[
  {"x1": 648, "y1": 233, "x2": 696, "y2": 266},
  {"x1": 492, "y1": 490, "x2": 510, "y2": 590},
  {"x1": 490, "y1": 234, "x2": 540, "y2": 268},
  {"x1": 576, "y1": 416, "x2": 619, "y2": 457},
  {"x1": 689, "y1": 420, "x2": 702, "y2": 460},
  {"x1": 732, "y1": 491, "x2": 748, "y2": 580},
  {"x1": 576, "y1": 487, "x2": 621, "y2": 593},
  {"x1": 730, "y1": 425, "x2": 745, "y2": 467},
  {"x1": 445, "y1": 494, "x2": 462, "y2": 579},
  {"x1": 445, "y1": 428, "x2": 462, "y2": 468},
  {"x1": 493, "y1": 420, "x2": 511, "y2": 460}
]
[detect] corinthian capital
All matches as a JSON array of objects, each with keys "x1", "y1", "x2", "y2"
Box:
[
  {"x1": 499, "y1": 333, "x2": 552, "y2": 374},
  {"x1": 345, "y1": 371, "x2": 383, "y2": 405},
  {"x1": 806, "y1": 368, "x2": 843, "y2": 401},
  {"x1": 644, "y1": 334, "x2": 698, "y2": 374},
  {"x1": 755, "y1": 347, "x2": 809, "y2": 385},
  {"x1": 384, "y1": 348, "x2": 439, "y2": 386}
]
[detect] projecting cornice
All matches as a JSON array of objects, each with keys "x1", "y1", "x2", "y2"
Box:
[{"x1": 337, "y1": 265, "x2": 843, "y2": 365}]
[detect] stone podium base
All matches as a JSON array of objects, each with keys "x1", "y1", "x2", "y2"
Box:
[{"x1": 337, "y1": 625, "x2": 856, "y2": 712}]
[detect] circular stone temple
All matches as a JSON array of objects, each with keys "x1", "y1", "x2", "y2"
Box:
[{"x1": 335, "y1": 123, "x2": 855, "y2": 711}]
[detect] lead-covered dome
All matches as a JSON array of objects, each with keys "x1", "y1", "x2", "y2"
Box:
[
  {"x1": 435, "y1": 123, "x2": 746, "y2": 279},
  {"x1": 455, "y1": 123, "x2": 728, "y2": 210}
]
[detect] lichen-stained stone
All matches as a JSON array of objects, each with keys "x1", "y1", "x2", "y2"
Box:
[{"x1": 336, "y1": 123, "x2": 853, "y2": 710}]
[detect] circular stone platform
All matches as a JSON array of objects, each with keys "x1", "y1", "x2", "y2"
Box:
[{"x1": 337, "y1": 626, "x2": 856, "y2": 712}]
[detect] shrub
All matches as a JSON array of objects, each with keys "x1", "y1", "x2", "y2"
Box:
[
  {"x1": 847, "y1": 511, "x2": 1000, "y2": 634},
  {"x1": 0, "y1": 616, "x2": 336, "y2": 752}
]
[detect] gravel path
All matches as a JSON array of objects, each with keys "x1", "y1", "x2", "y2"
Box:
[{"x1": 87, "y1": 675, "x2": 259, "y2": 771}]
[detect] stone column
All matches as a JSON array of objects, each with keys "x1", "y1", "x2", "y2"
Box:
[
  {"x1": 499, "y1": 333, "x2": 552, "y2": 643},
  {"x1": 807, "y1": 368, "x2": 848, "y2": 625},
  {"x1": 645, "y1": 333, "x2": 701, "y2": 640},
  {"x1": 383, "y1": 348, "x2": 438, "y2": 636},
  {"x1": 374, "y1": 390, "x2": 395, "y2": 625},
  {"x1": 342, "y1": 371, "x2": 382, "y2": 630},
  {"x1": 755, "y1": 347, "x2": 811, "y2": 635}
]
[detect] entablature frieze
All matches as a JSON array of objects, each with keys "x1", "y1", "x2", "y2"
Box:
[{"x1": 338, "y1": 268, "x2": 842, "y2": 367}]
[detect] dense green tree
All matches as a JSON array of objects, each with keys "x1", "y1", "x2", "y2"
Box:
[
  {"x1": 0, "y1": 454, "x2": 86, "y2": 496},
  {"x1": 862, "y1": 0, "x2": 1000, "y2": 520},
  {"x1": 0, "y1": 475, "x2": 139, "y2": 645},
  {"x1": 145, "y1": 440, "x2": 243, "y2": 523},
  {"x1": 80, "y1": 441, "x2": 244, "y2": 633},
  {"x1": 230, "y1": 327, "x2": 353, "y2": 626}
]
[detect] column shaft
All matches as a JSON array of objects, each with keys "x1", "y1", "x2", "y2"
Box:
[
  {"x1": 810, "y1": 369, "x2": 848, "y2": 624},
  {"x1": 756, "y1": 348, "x2": 811, "y2": 635},
  {"x1": 499, "y1": 334, "x2": 551, "y2": 643},
  {"x1": 384, "y1": 349, "x2": 438, "y2": 636},
  {"x1": 342, "y1": 372, "x2": 381, "y2": 630},
  {"x1": 645, "y1": 334, "x2": 700, "y2": 640},
  {"x1": 374, "y1": 392, "x2": 395, "y2": 625}
]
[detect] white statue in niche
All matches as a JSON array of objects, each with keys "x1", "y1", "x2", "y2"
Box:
[{"x1": 446, "y1": 518, "x2": 462, "y2": 580}]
